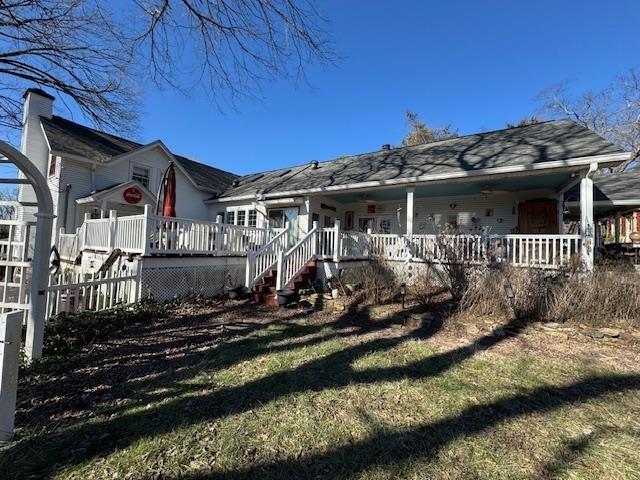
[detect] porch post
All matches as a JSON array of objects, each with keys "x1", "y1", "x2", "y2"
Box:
[
  {"x1": 141, "y1": 204, "x2": 152, "y2": 256},
  {"x1": 556, "y1": 194, "x2": 564, "y2": 234},
  {"x1": 580, "y1": 176, "x2": 595, "y2": 271},
  {"x1": 406, "y1": 187, "x2": 415, "y2": 237},
  {"x1": 108, "y1": 209, "x2": 117, "y2": 250},
  {"x1": 614, "y1": 212, "x2": 621, "y2": 243},
  {"x1": 333, "y1": 219, "x2": 341, "y2": 262}
]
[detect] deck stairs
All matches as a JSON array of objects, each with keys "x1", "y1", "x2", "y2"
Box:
[{"x1": 250, "y1": 260, "x2": 317, "y2": 306}]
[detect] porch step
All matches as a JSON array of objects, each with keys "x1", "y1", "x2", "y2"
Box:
[{"x1": 250, "y1": 260, "x2": 317, "y2": 306}]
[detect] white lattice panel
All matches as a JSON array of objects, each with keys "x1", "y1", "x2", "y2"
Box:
[{"x1": 140, "y1": 264, "x2": 245, "y2": 302}]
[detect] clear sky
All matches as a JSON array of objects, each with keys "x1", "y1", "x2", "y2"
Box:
[{"x1": 74, "y1": 1, "x2": 640, "y2": 175}]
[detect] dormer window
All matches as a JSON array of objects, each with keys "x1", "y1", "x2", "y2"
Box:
[{"x1": 132, "y1": 165, "x2": 150, "y2": 188}]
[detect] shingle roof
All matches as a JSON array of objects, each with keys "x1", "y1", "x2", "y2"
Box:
[
  {"x1": 566, "y1": 169, "x2": 640, "y2": 203},
  {"x1": 41, "y1": 116, "x2": 237, "y2": 194},
  {"x1": 218, "y1": 120, "x2": 625, "y2": 199}
]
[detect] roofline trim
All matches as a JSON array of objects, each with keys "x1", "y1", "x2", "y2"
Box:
[
  {"x1": 75, "y1": 179, "x2": 156, "y2": 204},
  {"x1": 206, "y1": 151, "x2": 632, "y2": 204},
  {"x1": 565, "y1": 199, "x2": 640, "y2": 207}
]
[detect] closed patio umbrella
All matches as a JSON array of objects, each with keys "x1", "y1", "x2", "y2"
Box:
[{"x1": 162, "y1": 162, "x2": 177, "y2": 218}]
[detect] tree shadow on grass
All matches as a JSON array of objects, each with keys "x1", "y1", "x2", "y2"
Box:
[
  {"x1": 170, "y1": 374, "x2": 640, "y2": 480},
  {"x1": 3, "y1": 302, "x2": 623, "y2": 480}
]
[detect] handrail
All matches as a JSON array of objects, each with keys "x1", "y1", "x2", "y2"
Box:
[
  {"x1": 245, "y1": 223, "x2": 290, "y2": 288},
  {"x1": 276, "y1": 222, "x2": 318, "y2": 290}
]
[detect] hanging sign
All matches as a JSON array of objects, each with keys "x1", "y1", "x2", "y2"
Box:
[
  {"x1": 123, "y1": 187, "x2": 143, "y2": 204},
  {"x1": 367, "y1": 204, "x2": 376, "y2": 214}
]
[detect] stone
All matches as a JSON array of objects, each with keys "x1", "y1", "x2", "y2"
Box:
[
  {"x1": 598, "y1": 328, "x2": 621, "y2": 338},
  {"x1": 631, "y1": 332, "x2": 640, "y2": 341},
  {"x1": 543, "y1": 322, "x2": 560, "y2": 329},
  {"x1": 334, "y1": 301, "x2": 346, "y2": 312},
  {"x1": 490, "y1": 324, "x2": 506, "y2": 337},
  {"x1": 557, "y1": 327, "x2": 576, "y2": 333},
  {"x1": 465, "y1": 325, "x2": 481, "y2": 335},
  {"x1": 585, "y1": 331, "x2": 604, "y2": 339},
  {"x1": 404, "y1": 313, "x2": 430, "y2": 329}
]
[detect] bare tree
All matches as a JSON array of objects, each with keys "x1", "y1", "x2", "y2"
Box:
[
  {"x1": 0, "y1": 0, "x2": 334, "y2": 134},
  {"x1": 401, "y1": 110, "x2": 458, "y2": 147},
  {"x1": 538, "y1": 68, "x2": 640, "y2": 169}
]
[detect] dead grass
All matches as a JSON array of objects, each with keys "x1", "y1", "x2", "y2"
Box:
[{"x1": 1, "y1": 300, "x2": 639, "y2": 480}]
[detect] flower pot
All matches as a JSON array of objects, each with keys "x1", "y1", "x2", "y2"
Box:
[
  {"x1": 630, "y1": 231, "x2": 640, "y2": 243},
  {"x1": 276, "y1": 289, "x2": 296, "y2": 307}
]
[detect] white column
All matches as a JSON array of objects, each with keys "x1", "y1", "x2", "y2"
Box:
[
  {"x1": 0, "y1": 311, "x2": 23, "y2": 441},
  {"x1": 406, "y1": 187, "x2": 415, "y2": 236},
  {"x1": 580, "y1": 176, "x2": 594, "y2": 271},
  {"x1": 24, "y1": 211, "x2": 54, "y2": 360},
  {"x1": 333, "y1": 219, "x2": 341, "y2": 262}
]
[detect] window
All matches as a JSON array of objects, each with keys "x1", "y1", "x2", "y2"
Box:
[
  {"x1": 48, "y1": 156, "x2": 57, "y2": 176},
  {"x1": 132, "y1": 166, "x2": 150, "y2": 188},
  {"x1": 226, "y1": 211, "x2": 235, "y2": 225},
  {"x1": 324, "y1": 215, "x2": 333, "y2": 228},
  {"x1": 237, "y1": 210, "x2": 246, "y2": 226},
  {"x1": 248, "y1": 209, "x2": 257, "y2": 227}
]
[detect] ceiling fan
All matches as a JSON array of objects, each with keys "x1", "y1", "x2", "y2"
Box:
[{"x1": 480, "y1": 185, "x2": 508, "y2": 196}]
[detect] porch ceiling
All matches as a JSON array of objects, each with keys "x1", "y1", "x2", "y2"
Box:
[{"x1": 326, "y1": 171, "x2": 572, "y2": 203}]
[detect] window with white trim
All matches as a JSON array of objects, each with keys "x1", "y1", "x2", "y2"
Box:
[
  {"x1": 226, "y1": 211, "x2": 235, "y2": 225},
  {"x1": 248, "y1": 209, "x2": 257, "y2": 227},
  {"x1": 237, "y1": 210, "x2": 246, "y2": 226},
  {"x1": 132, "y1": 165, "x2": 150, "y2": 188}
]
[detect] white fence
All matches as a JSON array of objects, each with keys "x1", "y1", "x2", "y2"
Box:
[
  {"x1": 0, "y1": 221, "x2": 34, "y2": 322},
  {"x1": 276, "y1": 223, "x2": 319, "y2": 290},
  {"x1": 46, "y1": 259, "x2": 140, "y2": 318}
]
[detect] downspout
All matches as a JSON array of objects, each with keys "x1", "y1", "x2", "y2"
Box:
[{"x1": 61, "y1": 184, "x2": 71, "y2": 230}]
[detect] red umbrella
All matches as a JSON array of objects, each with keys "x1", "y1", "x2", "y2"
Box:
[{"x1": 162, "y1": 162, "x2": 176, "y2": 217}]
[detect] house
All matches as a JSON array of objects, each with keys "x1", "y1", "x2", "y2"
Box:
[
  {"x1": 17, "y1": 88, "x2": 237, "y2": 235},
  {"x1": 15, "y1": 88, "x2": 634, "y2": 304},
  {"x1": 564, "y1": 168, "x2": 640, "y2": 245}
]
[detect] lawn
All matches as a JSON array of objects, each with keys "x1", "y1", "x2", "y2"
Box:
[{"x1": 1, "y1": 300, "x2": 639, "y2": 479}]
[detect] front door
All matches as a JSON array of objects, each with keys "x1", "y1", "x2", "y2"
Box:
[
  {"x1": 268, "y1": 207, "x2": 299, "y2": 245},
  {"x1": 517, "y1": 200, "x2": 558, "y2": 234}
]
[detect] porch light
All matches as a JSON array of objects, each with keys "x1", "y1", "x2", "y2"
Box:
[{"x1": 400, "y1": 282, "x2": 407, "y2": 309}]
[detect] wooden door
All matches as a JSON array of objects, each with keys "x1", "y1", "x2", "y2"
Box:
[{"x1": 517, "y1": 200, "x2": 558, "y2": 234}]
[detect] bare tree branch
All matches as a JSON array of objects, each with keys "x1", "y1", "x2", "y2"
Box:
[
  {"x1": 538, "y1": 68, "x2": 640, "y2": 170},
  {"x1": 0, "y1": 0, "x2": 334, "y2": 136}
]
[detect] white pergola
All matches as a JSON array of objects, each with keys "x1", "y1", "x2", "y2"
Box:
[{"x1": 0, "y1": 140, "x2": 53, "y2": 442}]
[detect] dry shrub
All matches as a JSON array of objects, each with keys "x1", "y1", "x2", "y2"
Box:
[
  {"x1": 410, "y1": 266, "x2": 445, "y2": 306},
  {"x1": 348, "y1": 257, "x2": 399, "y2": 305},
  {"x1": 548, "y1": 264, "x2": 640, "y2": 327},
  {"x1": 460, "y1": 266, "x2": 550, "y2": 319}
]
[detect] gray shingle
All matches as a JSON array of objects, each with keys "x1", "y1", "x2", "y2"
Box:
[
  {"x1": 566, "y1": 169, "x2": 640, "y2": 203},
  {"x1": 41, "y1": 116, "x2": 237, "y2": 194},
  {"x1": 219, "y1": 120, "x2": 624, "y2": 198}
]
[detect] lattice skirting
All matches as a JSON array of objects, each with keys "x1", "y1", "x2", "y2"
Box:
[{"x1": 140, "y1": 263, "x2": 245, "y2": 302}]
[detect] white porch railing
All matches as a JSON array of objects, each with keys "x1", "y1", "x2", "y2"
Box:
[
  {"x1": 245, "y1": 223, "x2": 290, "y2": 288},
  {"x1": 276, "y1": 222, "x2": 319, "y2": 290},
  {"x1": 56, "y1": 206, "x2": 274, "y2": 259},
  {"x1": 368, "y1": 233, "x2": 582, "y2": 269}
]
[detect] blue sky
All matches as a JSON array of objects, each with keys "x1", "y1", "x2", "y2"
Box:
[{"x1": 75, "y1": 1, "x2": 640, "y2": 175}]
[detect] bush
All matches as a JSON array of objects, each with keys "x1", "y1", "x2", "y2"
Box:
[
  {"x1": 347, "y1": 257, "x2": 399, "y2": 305},
  {"x1": 460, "y1": 266, "x2": 550, "y2": 319},
  {"x1": 42, "y1": 299, "x2": 167, "y2": 357},
  {"x1": 548, "y1": 264, "x2": 640, "y2": 327}
]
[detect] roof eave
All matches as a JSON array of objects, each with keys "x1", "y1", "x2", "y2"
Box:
[{"x1": 207, "y1": 151, "x2": 631, "y2": 203}]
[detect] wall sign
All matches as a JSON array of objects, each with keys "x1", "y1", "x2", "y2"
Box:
[
  {"x1": 123, "y1": 187, "x2": 143, "y2": 204},
  {"x1": 367, "y1": 204, "x2": 376, "y2": 214}
]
